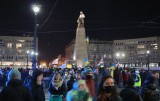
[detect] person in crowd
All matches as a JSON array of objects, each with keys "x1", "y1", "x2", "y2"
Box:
[
  {"x1": 30, "y1": 69, "x2": 45, "y2": 101},
  {"x1": 120, "y1": 77, "x2": 142, "y2": 101},
  {"x1": 83, "y1": 67, "x2": 95, "y2": 97},
  {"x1": 94, "y1": 68, "x2": 101, "y2": 94},
  {"x1": 96, "y1": 75, "x2": 122, "y2": 101},
  {"x1": 134, "y1": 70, "x2": 141, "y2": 92},
  {"x1": 140, "y1": 69, "x2": 147, "y2": 86},
  {"x1": 114, "y1": 67, "x2": 120, "y2": 86},
  {"x1": 141, "y1": 76, "x2": 159, "y2": 101},
  {"x1": 24, "y1": 69, "x2": 33, "y2": 87},
  {"x1": 0, "y1": 69, "x2": 33, "y2": 101},
  {"x1": 48, "y1": 72, "x2": 66, "y2": 100},
  {"x1": 67, "y1": 75, "x2": 75, "y2": 91},
  {"x1": 154, "y1": 71, "x2": 159, "y2": 88},
  {"x1": 75, "y1": 72, "x2": 81, "y2": 81},
  {"x1": 66, "y1": 80, "x2": 92, "y2": 101},
  {"x1": 63, "y1": 71, "x2": 71, "y2": 88}
]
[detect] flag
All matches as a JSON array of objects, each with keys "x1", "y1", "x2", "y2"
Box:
[
  {"x1": 97, "y1": 58, "x2": 104, "y2": 66},
  {"x1": 86, "y1": 36, "x2": 89, "y2": 44}
]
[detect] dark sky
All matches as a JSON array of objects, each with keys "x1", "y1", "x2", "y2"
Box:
[{"x1": 0, "y1": 0, "x2": 160, "y2": 63}]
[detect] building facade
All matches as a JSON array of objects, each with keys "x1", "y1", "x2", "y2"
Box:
[
  {"x1": 65, "y1": 39, "x2": 113, "y2": 67},
  {"x1": 0, "y1": 35, "x2": 38, "y2": 68},
  {"x1": 113, "y1": 36, "x2": 160, "y2": 67},
  {"x1": 65, "y1": 36, "x2": 160, "y2": 67}
]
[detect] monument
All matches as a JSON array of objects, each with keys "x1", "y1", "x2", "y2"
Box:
[{"x1": 73, "y1": 11, "x2": 88, "y2": 67}]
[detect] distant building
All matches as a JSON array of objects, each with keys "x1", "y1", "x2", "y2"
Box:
[
  {"x1": 113, "y1": 36, "x2": 160, "y2": 67},
  {"x1": 65, "y1": 39, "x2": 113, "y2": 67},
  {"x1": 65, "y1": 36, "x2": 160, "y2": 67},
  {"x1": 0, "y1": 35, "x2": 38, "y2": 68}
]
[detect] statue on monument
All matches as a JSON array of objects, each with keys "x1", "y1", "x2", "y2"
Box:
[{"x1": 77, "y1": 11, "x2": 85, "y2": 27}]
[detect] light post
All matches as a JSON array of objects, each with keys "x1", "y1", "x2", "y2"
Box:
[
  {"x1": 32, "y1": 4, "x2": 40, "y2": 69},
  {"x1": 146, "y1": 50, "x2": 150, "y2": 73},
  {"x1": 26, "y1": 51, "x2": 29, "y2": 68}
]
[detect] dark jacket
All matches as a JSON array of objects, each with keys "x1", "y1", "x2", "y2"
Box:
[
  {"x1": 120, "y1": 86, "x2": 142, "y2": 101},
  {"x1": 30, "y1": 83, "x2": 45, "y2": 101},
  {"x1": 30, "y1": 69, "x2": 45, "y2": 101},
  {"x1": 0, "y1": 79, "x2": 33, "y2": 101},
  {"x1": 48, "y1": 82, "x2": 66, "y2": 97},
  {"x1": 142, "y1": 83, "x2": 159, "y2": 101}
]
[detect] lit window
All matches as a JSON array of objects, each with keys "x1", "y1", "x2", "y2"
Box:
[
  {"x1": 137, "y1": 45, "x2": 145, "y2": 49},
  {"x1": 16, "y1": 43, "x2": 22, "y2": 48},
  {"x1": 7, "y1": 43, "x2": 12, "y2": 48}
]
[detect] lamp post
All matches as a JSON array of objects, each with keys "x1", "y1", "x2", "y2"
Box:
[
  {"x1": 26, "y1": 51, "x2": 29, "y2": 68},
  {"x1": 146, "y1": 50, "x2": 150, "y2": 73},
  {"x1": 32, "y1": 4, "x2": 40, "y2": 69}
]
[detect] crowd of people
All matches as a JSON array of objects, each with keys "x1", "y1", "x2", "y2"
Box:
[{"x1": 0, "y1": 66, "x2": 160, "y2": 101}]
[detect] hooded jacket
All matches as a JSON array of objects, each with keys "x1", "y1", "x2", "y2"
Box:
[
  {"x1": 0, "y1": 69, "x2": 33, "y2": 101},
  {"x1": 30, "y1": 69, "x2": 45, "y2": 101}
]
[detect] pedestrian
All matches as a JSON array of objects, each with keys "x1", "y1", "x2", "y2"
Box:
[
  {"x1": 66, "y1": 80, "x2": 92, "y2": 101},
  {"x1": 0, "y1": 69, "x2": 33, "y2": 101},
  {"x1": 48, "y1": 72, "x2": 66, "y2": 100},
  {"x1": 30, "y1": 69, "x2": 45, "y2": 101},
  {"x1": 24, "y1": 69, "x2": 33, "y2": 87},
  {"x1": 120, "y1": 77, "x2": 142, "y2": 101},
  {"x1": 96, "y1": 75, "x2": 122, "y2": 101}
]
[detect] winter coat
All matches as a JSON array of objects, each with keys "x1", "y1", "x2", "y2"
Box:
[
  {"x1": 85, "y1": 79, "x2": 95, "y2": 97},
  {"x1": 142, "y1": 83, "x2": 159, "y2": 101},
  {"x1": 120, "y1": 86, "x2": 142, "y2": 101},
  {"x1": 29, "y1": 69, "x2": 45, "y2": 101},
  {"x1": 0, "y1": 79, "x2": 33, "y2": 101},
  {"x1": 48, "y1": 80, "x2": 66, "y2": 97}
]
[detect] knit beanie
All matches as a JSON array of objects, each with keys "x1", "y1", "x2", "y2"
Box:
[
  {"x1": 8, "y1": 69, "x2": 21, "y2": 80},
  {"x1": 84, "y1": 67, "x2": 93, "y2": 74}
]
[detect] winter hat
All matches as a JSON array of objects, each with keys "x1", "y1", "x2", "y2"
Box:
[
  {"x1": 8, "y1": 69, "x2": 21, "y2": 80},
  {"x1": 73, "y1": 80, "x2": 86, "y2": 89},
  {"x1": 84, "y1": 67, "x2": 93, "y2": 74}
]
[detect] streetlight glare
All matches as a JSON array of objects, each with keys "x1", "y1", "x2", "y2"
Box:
[
  {"x1": 116, "y1": 53, "x2": 120, "y2": 57},
  {"x1": 122, "y1": 53, "x2": 125, "y2": 57},
  {"x1": 32, "y1": 4, "x2": 40, "y2": 14},
  {"x1": 147, "y1": 50, "x2": 150, "y2": 54}
]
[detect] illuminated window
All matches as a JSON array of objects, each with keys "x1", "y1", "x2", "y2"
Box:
[
  {"x1": 17, "y1": 40, "x2": 25, "y2": 42},
  {"x1": 137, "y1": 45, "x2": 145, "y2": 49},
  {"x1": 16, "y1": 43, "x2": 22, "y2": 48},
  {"x1": 7, "y1": 43, "x2": 12, "y2": 48}
]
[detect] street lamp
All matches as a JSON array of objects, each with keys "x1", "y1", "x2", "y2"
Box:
[
  {"x1": 32, "y1": 4, "x2": 41, "y2": 69},
  {"x1": 146, "y1": 50, "x2": 150, "y2": 73},
  {"x1": 26, "y1": 51, "x2": 29, "y2": 68}
]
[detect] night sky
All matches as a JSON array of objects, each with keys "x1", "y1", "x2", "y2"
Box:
[{"x1": 0, "y1": 0, "x2": 160, "y2": 63}]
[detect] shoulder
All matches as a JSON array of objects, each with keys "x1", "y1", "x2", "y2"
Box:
[{"x1": 117, "y1": 95, "x2": 123, "y2": 101}]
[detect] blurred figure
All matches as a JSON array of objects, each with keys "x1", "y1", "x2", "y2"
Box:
[
  {"x1": 83, "y1": 67, "x2": 95, "y2": 97},
  {"x1": 134, "y1": 70, "x2": 141, "y2": 92},
  {"x1": 48, "y1": 72, "x2": 66, "y2": 100},
  {"x1": 24, "y1": 69, "x2": 33, "y2": 87},
  {"x1": 30, "y1": 69, "x2": 45, "y2": 101},
  {"x1": 0, "y1": 69, "x2": 32, "y2": 101},
  {"x1": 94, "y1": 68, "x2": 100, "y2": 94},
  {"x1": 66, "y1": 80, "x2": 92, "y2": 101},
  {"x1": 96, "y1": 75, "x2": 122, "y2": 101},
  {"x1": 67, "y1": 75, "x2": 75, "y2": 91},
  {"x1": 141, "y1": 76, "x2": 159, "y2": 101},
  {"x1": 120, "y1": 77, "x2": 142, "y2": 101}
]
